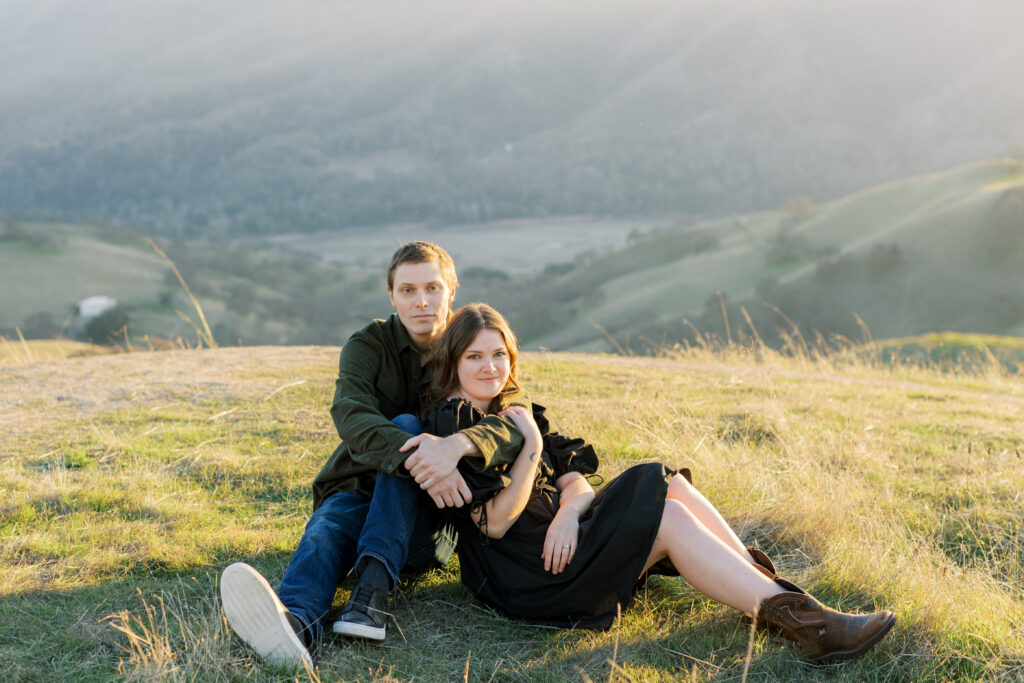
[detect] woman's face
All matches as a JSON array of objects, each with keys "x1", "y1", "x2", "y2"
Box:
[{"x1": 456, "y1": 329, "x2": 511, "y2": 407}]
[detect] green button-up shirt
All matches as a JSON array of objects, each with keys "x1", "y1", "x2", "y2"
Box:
[{"x1": 312, "y1": 313, "x2": 528, "y2": 509}]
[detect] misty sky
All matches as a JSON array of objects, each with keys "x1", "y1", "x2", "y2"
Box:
[{"x1": 5, "y1": 0, "x2": 1023, "y2": 129}]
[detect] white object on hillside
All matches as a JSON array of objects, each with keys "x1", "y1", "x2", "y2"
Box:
[{"x1": 75, "y1": 296, "x2": 118, "y2": 319}]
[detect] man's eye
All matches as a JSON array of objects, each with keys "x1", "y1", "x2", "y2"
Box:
[{"x1": 428, "y1": 285, "x2": 439, "y2": 291}]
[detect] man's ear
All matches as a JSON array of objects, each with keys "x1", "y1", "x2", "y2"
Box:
[{"x1": 387, "y1": 288, "x2": 396, "y2": 307}]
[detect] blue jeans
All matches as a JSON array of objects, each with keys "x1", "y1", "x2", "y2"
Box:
[{"x1": 277, "y1": 414, "x2": 455, "y2": 643}]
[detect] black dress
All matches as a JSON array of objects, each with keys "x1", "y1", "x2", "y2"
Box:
[{"x1": 424, "y1": 398, "x2": 678, "y2": 630}]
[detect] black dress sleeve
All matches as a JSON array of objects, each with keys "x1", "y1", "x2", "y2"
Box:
[
  {"x1": 532, "y1": 403, "x2": 599, "y2": 480},
  {"x1": 423, "y1": 398, "x2": 511, "y2": 504}
]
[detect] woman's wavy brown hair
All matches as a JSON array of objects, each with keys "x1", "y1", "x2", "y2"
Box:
[{"x1": 421, "y1": 302, "x2": 520, "y2": 416}]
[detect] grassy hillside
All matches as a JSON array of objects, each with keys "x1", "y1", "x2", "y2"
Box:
[
  {"x1": 2, "y1": 346, "x2": 1022, "y2": 680},
  {"x1": 0, "y1": 223, "x2": 165, "y2": 330},
  {"x1": 0, "y1": 218, "x2": 633, "y2": 347},
  {"x1": 877, "y1": 333, "x2": 1024, "y2": 375},
  {"x1": 0, "y1": 223, "x2": 386, "y2": 346},
  {"x1": 524, "y1": 159, "x2": 1024, "y2": 352},
  {"x1": 5, "y1": 159, "x2": 1024, "y2": 356}
]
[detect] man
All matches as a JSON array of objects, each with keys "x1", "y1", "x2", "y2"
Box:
[{"x1": 220, "y1": 242, "x2": 527, "y2": 668}]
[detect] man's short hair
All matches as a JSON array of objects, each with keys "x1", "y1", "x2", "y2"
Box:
[{"x1": 386, "y1": 241, "x2": 459, "y2": 292}]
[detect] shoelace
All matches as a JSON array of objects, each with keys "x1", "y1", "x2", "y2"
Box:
[{"x1": 348, "y1": 587, "x2": 395, "y2": 620}]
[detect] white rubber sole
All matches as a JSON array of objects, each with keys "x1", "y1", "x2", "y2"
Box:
[
  {"x1": 332, "y1": 618, "x2": 386, "y2": 641},
  {"x1": 220, "y1": 562, "x2": 313, "y2": 670}
]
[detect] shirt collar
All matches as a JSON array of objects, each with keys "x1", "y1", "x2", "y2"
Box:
[{"x1": 389, "y1": 313, "x2": 419, "y2": 356}]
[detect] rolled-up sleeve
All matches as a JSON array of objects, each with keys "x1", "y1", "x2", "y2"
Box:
[
  {"x1": 460, "y1": 387, "x2": 532, "y2": 470},
  {"x1": 330, "y1": 336, "x2": 411, "y2": 473}
]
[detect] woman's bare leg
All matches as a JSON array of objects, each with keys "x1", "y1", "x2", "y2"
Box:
[
  {"x1": 666, "y1": 474, "x2": 753, "y2": 560},
  {"x1": 645, "y1": 498, "x2": 897, "y2": 663},
  {"x1": 643, "y1": 499, "x2": 782, "y2": 615}
]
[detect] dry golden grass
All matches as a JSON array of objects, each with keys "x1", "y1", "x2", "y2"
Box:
[
  {"x1": 0, "y1": 336, "x2": 111, "y2": 365},
  {"x1": 1, "y1": 344, "x2": 1022, "y2": 680}
]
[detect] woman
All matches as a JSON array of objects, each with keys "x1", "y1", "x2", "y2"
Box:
[{"x1": 421, "y1": 303, "x2": 895, "y2": 664}]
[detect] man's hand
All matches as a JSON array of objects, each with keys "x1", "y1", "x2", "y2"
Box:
[
  {"x1": 401, "y1": 432, "x2": 473, "y2": 489},
  {"x1": 425, "y1": 470, "x2": 473, "y2": 509}
]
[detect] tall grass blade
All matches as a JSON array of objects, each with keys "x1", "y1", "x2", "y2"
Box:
[
  {"x1": 15, "y1": 327, "x2": 34, "y2": 362},
  {"x1": 717, "y1": 290, "x2": 732, "y2": 346},
  {"x1": 145, "y1": 237, "x2": 217, "y2": 348},
  {"x1": 591, "y1": 320, "x2": 629, "y2": 356}
]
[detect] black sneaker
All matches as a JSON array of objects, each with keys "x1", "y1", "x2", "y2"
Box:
[{"x1": 332, "y1": 586, "x2": 388, "y2": 640}]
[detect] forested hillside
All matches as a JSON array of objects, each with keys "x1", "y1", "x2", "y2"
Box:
[{"x1": 2, "y1": 0, "x2": 1023, "y2": 234}]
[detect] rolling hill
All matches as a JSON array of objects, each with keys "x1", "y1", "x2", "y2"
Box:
[
  {"x1": 521, "y1": 159, "x2": 1024, "y2": 352},
  {"x1": 3, "y1": 159, "x2": 1022, "y2": 354}
]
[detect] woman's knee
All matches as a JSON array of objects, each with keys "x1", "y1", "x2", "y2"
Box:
[
  {"x1": 662, "y1": 498, "x2": 699, "y2": 530},
  {"x1": 648, "y1": 499, "x2": 698, "y2": 566},
  {"x1": 667, "y1": 473, "x2": 698, "y2": 502}
]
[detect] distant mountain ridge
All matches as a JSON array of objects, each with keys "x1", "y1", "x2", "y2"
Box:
[{"x1": 2, "y1": 0, "x2": 1024, "y2": 233}]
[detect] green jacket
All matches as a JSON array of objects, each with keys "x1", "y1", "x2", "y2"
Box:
[{"x1": 312, "y1": 314, "x2": 528, "y2": 509}]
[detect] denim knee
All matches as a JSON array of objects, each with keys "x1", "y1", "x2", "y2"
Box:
[{"x1": 392, "y1": 413, "x2": 423, "y2": 436}]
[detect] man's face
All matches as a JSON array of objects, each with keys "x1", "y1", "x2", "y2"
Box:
[{"x1": 388, "y1": 260, "x2": 455, "y2": 349}]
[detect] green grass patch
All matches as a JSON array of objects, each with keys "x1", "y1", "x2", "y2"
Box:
[{"x1": 1, "y1": 346, "x2": 1023, "y2": 679}]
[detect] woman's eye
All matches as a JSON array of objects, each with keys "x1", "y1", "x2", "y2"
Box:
[
  {"x1": 467, "y1": 353, "x2": 480, "y2": 360},
  {"x1": 495, "y1": 350, "x2": 506, "y2": 357}
]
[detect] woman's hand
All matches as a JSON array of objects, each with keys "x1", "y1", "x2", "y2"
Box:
[
  {"x1": 542, "y1": 508, "x2": 580, "y2": 574},
  {"x1": 498, "y1": 405, "x2": 541, "y2": 447}
]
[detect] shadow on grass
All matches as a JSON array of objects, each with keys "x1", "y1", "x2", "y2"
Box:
[
  {"x1": 0, "y1": 551, "x2": 294, "y2": 681},
  {"x1": 0, "y1": 548, "x2": 945, "y2": 682}
]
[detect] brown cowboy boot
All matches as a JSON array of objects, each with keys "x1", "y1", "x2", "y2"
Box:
[
  {"x1": 743, "y1": 548, "x2": 783, "y2": 629},
  {"x1": 742, "y1": 548, "x2": 810, "y2": 631},
  {"x1": 758, "y1": 591, "x2": 896, "y2": 664},
  {"x1": 753, "y1": 577, "x2": 807, "y2": 630},
  {"x1": 747, "y1": 547, "x2": 776, "y2": 578}
]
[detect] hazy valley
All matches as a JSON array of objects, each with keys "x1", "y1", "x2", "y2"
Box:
[{"x1": 4, "y1": 159, "x2": 1023, "y2": 373}]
